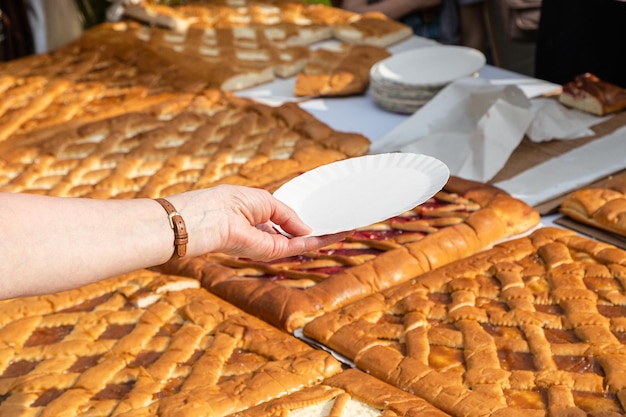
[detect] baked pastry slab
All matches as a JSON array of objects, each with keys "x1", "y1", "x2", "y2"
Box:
[
  {"x1": 560, "y1": 177, "x2": 626, "y2": 238},
  {"x1": 161, "y1": 177, "x2": 540, "y2": 332},
  {"x1": 0, "y1": 270, "x2": 342, "y2": 416},
  {"x1": 116, "y1": 1, "x2": 411, "y2": 96},
  {"x1": 559, "y1": 73, "x2": 626, "y2": 116},
  {"x1": 294, "y1": 43, "x2": 391, "y2": 97},
  {"x1": 228, "y1": 368, "x2": 451, "y2": 417},
  {"x1": 332, "y1": 12, "x2": 413, "y2": 48},
  {"x1": 0, "y1": 89, "x2": 369, "y2": 198},
  {"x1": 303, "y1": 227, "x2": 626, "y2": 417}
]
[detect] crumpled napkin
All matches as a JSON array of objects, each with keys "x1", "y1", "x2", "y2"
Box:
[
  {"x1": 371, "y1": 76, "x2": 612, "y2": 182},
  {"x1": 526, "y1": 98, "x2": 610, "y2": 142},
  {"x1": 371, "y1": 77, "x2": 534, "y2": 182}
]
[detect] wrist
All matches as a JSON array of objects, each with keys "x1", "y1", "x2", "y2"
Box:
[{"x1": 154, "y1": 198, "x2": 188, "y2": 262}]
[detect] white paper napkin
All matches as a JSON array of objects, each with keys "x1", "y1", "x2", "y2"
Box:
[
  {"x1": 371, "y1": 77, "x2": 534, "y2": 183},
  {"x1": 526, "y1": 98, "x2": 611, "y2": 143},
  {"x1": 494, "y1": 125, "x2": 626, "y2": 207}
]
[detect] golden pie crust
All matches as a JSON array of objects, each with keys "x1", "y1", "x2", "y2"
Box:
[
  {"x1": 160, "y1": 177, "x2": 540, "y2": 332},
  {"x1": 0, "y1": 270, "x2": 342, "y2": 416},
  {"x1": 0, "y1": 1, "x2": 410, "y2": 145},
  {"x1": 294, "y1": 44, "x2": 391, "y2": 97},
  {"x1": 304, "y1": 227, "x2": 626, "y2": 416},
  {"x1": 116, "y1": 1, "x2": 409, "y2": 95},
  {"x1": 0, "y1": 89, "x2": 369, "y2": 198},
  {"x1": 230, "y1": 368, "x2": 451, "y2": 416},
  {"x1": 560, "y1": 176, "x2": 626, "y2": 238},
  {"x1": 332, "y1": 12, "x2": 413, "y2": 47}
]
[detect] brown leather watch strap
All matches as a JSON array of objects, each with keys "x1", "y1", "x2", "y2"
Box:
[{"x1": 154, "y1": 198, "x2": 188, "y2": 261}]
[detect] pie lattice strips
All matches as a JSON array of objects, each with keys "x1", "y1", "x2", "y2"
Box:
[
  {"x1": 560, "y1": 176, "x2": 626, "y2": 238},
  {"x1": 123, "y1": 0, "x2": 411, "y2": 48},
  {"x1": 0, "y1": 270, "x2": 342, "y2": 416},
  {"x1": 118, "y1": 1, "x2": 410, "y2": 94},
  {"x1": 0, "y1": 89, "x2": 369, "y2": 198},
  {"x1": 0, "y1": 74, "x2": 194, "y2": 149},
  {"x1": 228, "y1": 368, "x2": 451, "y2": 417},
  {"x1": 0, "y1": 23, "x2": 209, "y2": 95},
  {"x1": 303, "y1": 227, "x2": 626, "y2": 417},
  {"x1": 162, "y1": 178, "x2": 540, "y2": 332},
  {"x1": 294, "y1": 43, "x2": 390, "y2": 97}
]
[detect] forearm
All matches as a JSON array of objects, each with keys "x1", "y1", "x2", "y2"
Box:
[
  {"x1": 0, "y1": 193, "x2": 176, "y2": 299},
  {"x1": 340, "y1": 0, "x2": 441, "y2": 19},
  {"x1": 0, "y1": 186, "x2": 344, "y2": 300}
]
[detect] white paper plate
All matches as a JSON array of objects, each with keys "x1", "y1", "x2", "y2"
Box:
[
  {"x1": 273, "y1": 153, "x2": 449, "y2": 236},
  {"x1": 372, "y1": 45, "x2": 486, "y2": 87}
]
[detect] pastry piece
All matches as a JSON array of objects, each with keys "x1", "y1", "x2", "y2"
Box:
[
  {"x1": 304, "y1": 227, "x2": 626, "y2": 417},
  {"x1": 161, "y1": 177, "x2": 539, "y2": 332},
  {"x1": 0, "y1": 89, "x2": 369, "y2": 198},
  {"x1": 0, "y1": 22, "x2": 209, "y2": 95},
  {"x1": 0, "y1": 270, "x2": 342, "y2": 416},
  {"x1": 294, "y1": 44, "x2": 391, "y2": 97},
  {"x1": 123, "y1": 3, "x2": 198, "y2": 31},
  {"x1": 132, "y1": 23, "x2": 311, "y2": 83},
  {"x1": 558, "y1": 72, "x2": 626, "y2": 116},
  {"x1": 0, "y1": 74, "x2": 192, "y2": 148},
  {"x1": 560, "y1": 177, "x2": 626, "y2": 237},
  {"x1": 333, "y1": 12, "x2": 413, "y2": 47},
  {"x1": 229, "y1": 368, "x2": 451, "y2": 416}
]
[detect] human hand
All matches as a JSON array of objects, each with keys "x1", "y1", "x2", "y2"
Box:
[{"x1": 168, "y1": 185, "x2": 348, "y2": 261}]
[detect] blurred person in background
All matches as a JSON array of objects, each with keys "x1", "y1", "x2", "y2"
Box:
[
  {"x1": 535, "y1": 0, "x2": 626, "y2": 87},
  {"x1": 337, "y1": 0, "x2": 487, "y2": 52},
  {"x1": 0, "y1": 0, "x2": 34, "y2": 61},
  {"x1": 456, "y1": 0, "x2": 486, "y2": 52},
  {"x1": 337, "y1": 0, "x2": 444, "y2": 41}
]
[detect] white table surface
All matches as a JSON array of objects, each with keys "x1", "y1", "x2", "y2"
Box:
[{"x1": 234, "y1": 36, "x2": 560, "y2": 144}]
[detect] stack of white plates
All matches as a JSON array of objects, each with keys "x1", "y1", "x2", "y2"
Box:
[{"x1": 370, "y1": 45, "x2": 486, "y2": 114}]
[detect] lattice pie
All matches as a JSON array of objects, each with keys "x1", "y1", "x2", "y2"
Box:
[
  {"x1": 118, "y1": 1, "x2": 410, "y2": 95},
  {"x1": 0, "y1": 89, "x2": 369, "y2": 198},
  {"x1": 229, "y1": 368, "x2": 451, "y2": 416},
  {"x1": 304, "y1": 227, "x2": 626, "y2": 416},
  {"x1": 294, "y1": 43, "x2": 391, "y2": 97},
  {"x1": 0, "y1": 270, "x2": 342, "y2": 416},
  {"x1": 560, "y1": 174, "x2": 626, "y2": 238},
  {"x1": 162, "y1": 177, "x2": 540, "y2": 332}
]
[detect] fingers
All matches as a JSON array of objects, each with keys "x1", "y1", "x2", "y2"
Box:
[
  {"x1": 259, "y1": 231, "x2": 351, "y2": 261},
  {"x1": 267, "y1": 196, "x2": 312, "y2": 237}
]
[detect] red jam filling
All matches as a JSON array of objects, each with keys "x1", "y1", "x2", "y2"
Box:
[
  {"x1": 181, "y1": 349, "x2": 204, "y2": 367},
  {"x1": 60, "y1": 293, "x2": 114, "y2": 313},
  {"x1": 24, "y1": 325, "x2": 74, "y2": 347},
  {"x1": 1, "y1": 359, "x2": 41, "y2": 378},
  {"x1": 156, "y1": 322, "x2": 183, "y2": 337},
  {"x1": 68, "y1": 355, "x2": 103, "y2": 373},
  {"x1": 597, "y1": 304, "x2": 626, "y2": 318},
  {"x1": 428, "y1": 292, "x2": 452, "y2": 305},
  {"x1": 31, "y1": 388, "x2": 65, "y2": 407},
  {"x1": 91, "y1": 381, "x2": 135, "y2": 401},
  {"x1": 97, "y1": 323, "x2": 135, "y2": 340},
  {"x1": 129, "y1": 351, "x2": 162, "y2": 368}
]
